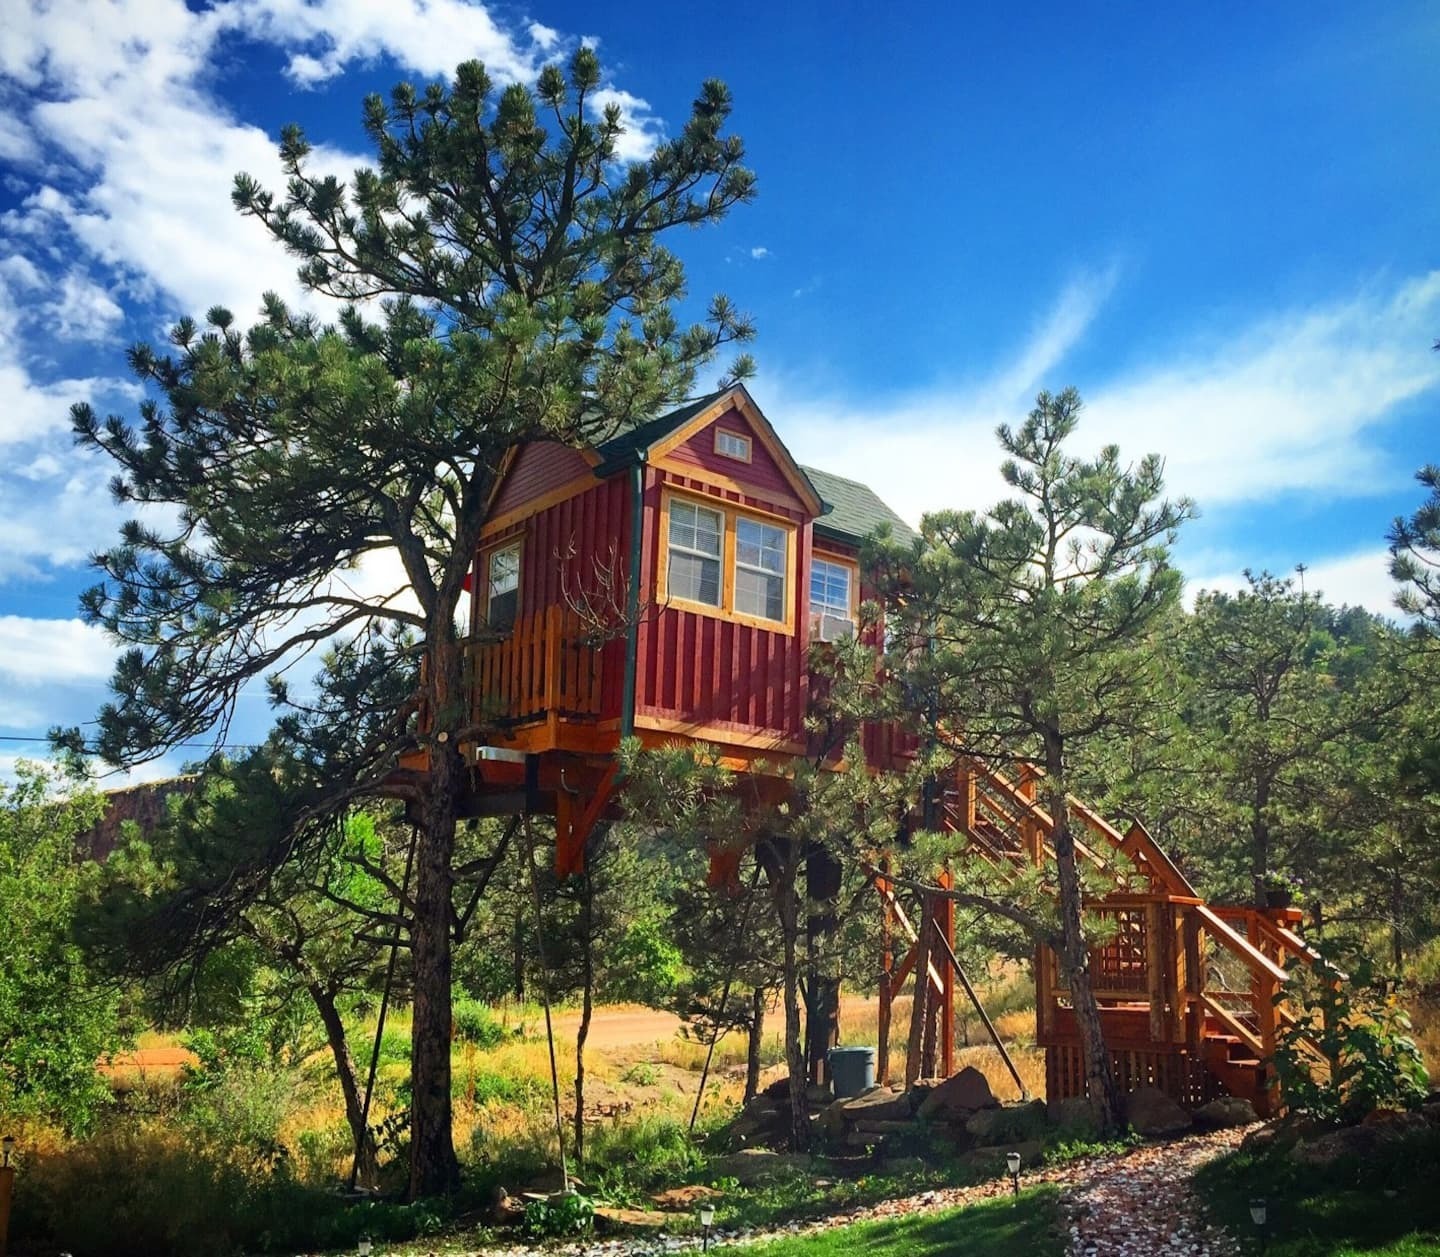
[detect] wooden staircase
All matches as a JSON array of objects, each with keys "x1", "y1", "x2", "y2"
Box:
[{"x1": 893, "y1": 757, "x2": 1327, "y2": 1116}]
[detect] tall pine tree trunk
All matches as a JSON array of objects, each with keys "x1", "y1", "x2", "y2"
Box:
[
  {"x1": 904, "y1": 898, "x2": 934, "y2": 1088},
  {"x1": 1250, "y1": 778, "x2": 1273, "y2": 908},
  {"x1": 309, "y1": 981, "x2": 378, "y2": 1187},
  {"x1": 804, "y1": 843, "x2": 842, "y2": 1086},
  {"x1": 1045, "y1": 749, "x2": 1122, "y2": 1136},
  {"x1": 409, "y1": 639, "x2": 462, "y2": 1199},
  {"x1": 745, "y1": 988, "x2": 766, "y2": 1104},
  {"x1": 777, "y1": 849, "x2": 809, "y2": 1150}
]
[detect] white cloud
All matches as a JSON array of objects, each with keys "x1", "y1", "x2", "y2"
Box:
[
  {"x1": 1189, "y1": 548, "x2": 1403, "y2": 619},
  {"x1": 768, "y1": 269, "x2": 1440, "y2": 530},
  {"x1": 52, "y1": 271, "x2": 124, "y2": 341},
  {"x1": 589, "y1": 87, "x2": 663, "y2": 162},
  {"x1": 750, "y1": 246, "x2": 769, "y2": 259},
  {"x1": 770, "y1": 266, "x2": 1121, "y2": 522},
  {"x1": 0, "y1": 615, "x2": 117, "y2": 687},
  {"x1": 231, "y1": 0, "x2": 552, "y2": 87}
]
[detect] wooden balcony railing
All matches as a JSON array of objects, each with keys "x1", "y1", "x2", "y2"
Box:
[{"x1": 467, "y1": 605, "x2": 603, "y2": 730}]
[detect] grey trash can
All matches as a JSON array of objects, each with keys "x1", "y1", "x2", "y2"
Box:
[{"x1": 827, "y1": 1045, "x2": 877, "y2": 1098}]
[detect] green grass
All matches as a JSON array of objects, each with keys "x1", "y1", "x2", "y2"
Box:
[
  {"x1": 741, "y1": 1187, "x2": 1064, "y2": 1256},
  {"x1": 1195, "y1": 1128, "x2": 1440, "y2": 1256}
]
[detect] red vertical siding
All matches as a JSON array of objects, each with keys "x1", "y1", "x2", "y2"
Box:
[
  {"x1": 663, "y1": 406, "x2": 800, "y2": 508},
  {"x1": 492, "y1": 442, "x2": 594, "y2": 517},
  {"x1": 637, "y1": 475, "x2": 812, "y2": 740}
]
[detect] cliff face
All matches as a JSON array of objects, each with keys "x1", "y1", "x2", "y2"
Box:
[{"x1": 79, "y1": 778, "x2": 193, "y2": 861}]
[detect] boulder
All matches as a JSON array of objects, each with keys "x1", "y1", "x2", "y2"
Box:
[
  {"x1": 594, "y1": 1206, "x2": 671, "y2": 1234},
  {"x1": 958, "y1": 1139, "x2": 1045, "y2": 1171},
  {"x1": 1053, "y1": 1096, "x2": 1101, "y2": 1138},
  {"x1": 710, "y1": 1148, "x2": 811, "y2": 1185},
  {"x1": 852, "y1": 1119, "x2": 917, "y2": 1136},
  {"x1": 649, "y1": 1185, "x2": 722, "y2": 1210},
  {"x1": 882, "y1": 1156, "x2": 929, "y2": 1176},
  {"x1": 837, "y1": 1086, "x2": 914, "y2": 1122},
  {"x1": 916, "y1": 1067, "x2": 996, "y2": 1121},
  {"x1": 1193, "y1": 1097, "x2": 1259, "y2": 1129},
  {"x1": 965, "y1": 1099, "x2": 1050, "y2": 1146},
  {"x1": 489, "y1": 1188, "x2": 526, "y2": 1226},
  {"x1": 1124, "y1": 1086, "x2": 1192, "y2": 1137}
]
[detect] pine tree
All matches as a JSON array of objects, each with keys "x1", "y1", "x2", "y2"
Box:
[
  {"x1": 1391, "y1": 464, "x2": 1440, "y2": 635},
  {"x1": 878, "y1": 388, "x2": 1192, "y2": 1133},
  {"x1": 62, "y1": 49, "x2": 754, "y2": 1196}
]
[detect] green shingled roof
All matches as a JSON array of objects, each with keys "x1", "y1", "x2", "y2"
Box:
[
  {"x1": 591, "y1": 390, "x2": 732, "y2": 473},
  {"x1": 801, "y1": 465, "x2": 918, "y2": 547},
  {"x1": 585, "y1": 389, "x2": 914, "y2": 547}
]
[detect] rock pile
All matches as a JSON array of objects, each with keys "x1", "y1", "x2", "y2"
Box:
[{"x1": 729, "y1": 1066, "x2": 1056, "y2": 1166}]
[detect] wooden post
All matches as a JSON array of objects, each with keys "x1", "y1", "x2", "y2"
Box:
[
  {"x1": 544, "y1": 605, "x2": 562, "y2": 743},
  {"x1": 1183, "y1": 908, "x2": 1203, "y2": 1054},
  {"x1": 939, "y1": 868, "x2": 956, "y2": 1076},
  {"x1": 877, "y1": 858, "x2": 894, "y2": 1085},
  {"x1": 1166, "y1": 904, "x2": 1184, "y2": 1044},
  {"x1": 1145, "y1": 901, "x2": 1165, "y2": 1043}
]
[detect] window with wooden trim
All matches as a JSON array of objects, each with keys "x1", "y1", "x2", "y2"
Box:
[
  {"x1": 666, "y1": 498, "x2": 724, "y2": 607},
  {"x1": 485, "y1": 542, "x2": 521, "y2": 631},
  {"x1": 809, "y1": 556, "x2": 856, "y2": 640},
  {"x1": 714, "y1": 429, "x2": 752, "y2": 462},
  {"x1": 735, "y1": 516, "x2": 787, "y2": 621},
  {"x1": 659, "y1": 490, "x2": 797, "y2": 632}
]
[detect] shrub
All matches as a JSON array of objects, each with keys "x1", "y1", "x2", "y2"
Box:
[
  {"x1": 10, "y1": 1125, "x2": 452, "y2": 1256},
  {"x1": 1275, "y1": 955, "x2": 1430, "y2": 1125},
  {"x1": 522, "y1": 1190, "x2": 594, "y2": 1239},
  {"x1": 452, "y1": 998, "x2": 506, "y2": 1047}
]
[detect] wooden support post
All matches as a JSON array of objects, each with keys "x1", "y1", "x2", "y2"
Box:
[
  {"x1": 939, "y1": 868, "x2": 956, "y2": 1077},
  {"x1": 1166, "y1": 904, "x2": 1184, "y2": 1044},
  {"x1": 1183, "y1": 908, "x2": 1203, "y2": 1054},
  {"x1": 877, "y1": 858, "x2": 894, "y2": 1085},
  {"x1": 1145, "y1": 901, "x2": 1165, "y2": 1043}
]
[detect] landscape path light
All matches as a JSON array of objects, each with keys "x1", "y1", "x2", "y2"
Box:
[
  {"x1": 1250, "y1": 1198, "x2": 1268, "y2": 1250},
  {"x1": 1006, "y1": 1151, "x2": 1022, "y2": 1198},
  {"x1": 357, "y1": 1236, "x2": 372, "y2": 1256},
  {"x1": 699, "y1": 1202, "x2": 716, "y2": 1251}
]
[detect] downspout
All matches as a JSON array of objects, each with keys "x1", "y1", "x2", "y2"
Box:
[{"x1": 620, "y1": 455, "x2": 645, "y2": 741}]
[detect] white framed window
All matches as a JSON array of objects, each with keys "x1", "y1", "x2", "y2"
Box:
[
  {"x1": 714, "y1": 429, "x2": 752, "y2": 462},
  {"x1": 734, "y1": 516, "x2": 787, "y2": 622},
  {"x1": 667, "y1": 498, "x2": 724, "y2": 607},
  {"x1": 486, "y1": 542, "x2": 521, "y2": 630},
  {"x1": 810, "y1": 557, "x2": 853, "y2": 621},
  {"x1": 810, "y1": 556, "x2": 856, "y2": 641}
]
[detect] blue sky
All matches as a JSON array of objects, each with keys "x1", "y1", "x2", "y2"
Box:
[{"x1": 1, "y1": 0, "x2": 1437, "y2": 780}]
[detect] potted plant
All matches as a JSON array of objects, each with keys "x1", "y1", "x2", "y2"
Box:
[{"x1": 1262, "y1": 871, "x2": 1300, "y2": 909}]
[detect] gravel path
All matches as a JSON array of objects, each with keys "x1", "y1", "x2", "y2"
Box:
[
  {"x1": 454, "y1": 1126, "x2": 1252, "y2": 1256},
  {"x1": 1061, "y1": 1127, "x2": 1251, "y2": 1256}
]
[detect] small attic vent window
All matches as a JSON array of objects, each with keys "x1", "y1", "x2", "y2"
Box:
[{"x1": 715, "y1": 429, "x2": 752, "y2": 462}]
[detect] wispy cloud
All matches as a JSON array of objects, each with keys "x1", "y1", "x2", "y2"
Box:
[
  {"x1": 768, "y1": 268, "x2": 1440, "y2": 529},
  {"x1": 750, "y1": 246, "x2": 770, "y2": 260},
  {"x1": 1187, "y1": 547, "x2": 1402, "y2": 619}
]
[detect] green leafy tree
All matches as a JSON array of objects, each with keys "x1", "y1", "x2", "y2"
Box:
[
  {"x1": 64, "y1": 50, "x2": 754, "y2": 1196},
  {"x1": 0, "y1": 763, "x2": 121, "y2": 1132},
  {"x1": 82, "y1": 753, "x2": 417, "y2": 1184},
  {"x1": 878, "y1": 388, "x2": 1192, "y2": 1133}
]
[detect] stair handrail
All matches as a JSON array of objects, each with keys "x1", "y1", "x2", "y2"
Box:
[{"x1": 1193, "y1": 903, "x2": 1290, "y2": 986}]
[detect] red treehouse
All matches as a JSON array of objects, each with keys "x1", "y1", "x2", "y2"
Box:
[{"x1": 421, "y1": 383, "x2": 1325, "y2": 1116}]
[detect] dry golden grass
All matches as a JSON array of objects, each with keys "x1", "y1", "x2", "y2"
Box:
[{"x1": 1410, "y1": 997, "x2": 1440, "y2": 1077}]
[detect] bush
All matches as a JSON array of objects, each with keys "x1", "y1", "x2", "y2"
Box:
[
  {"x1": 523, "y1": 1190, "x2": 594, "y2": 1239},
  {"x1": 10, "y1": 1125, "x2": 452, "y2": 1256},
  {"x1": 452, "y1": 998, "x2": 506, "y2": 1047},
  {"x1": 1275, "y1": 955, "x2": 1430, "y2": 1125}
]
